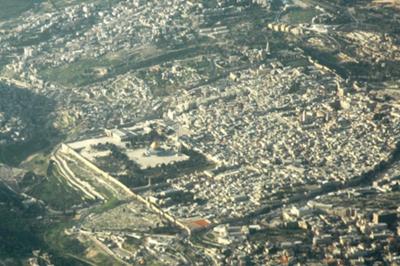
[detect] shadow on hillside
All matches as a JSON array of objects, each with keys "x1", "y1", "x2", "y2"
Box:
[{"x1": 0, "y1": 83, "x2": 59, "y2": 166}]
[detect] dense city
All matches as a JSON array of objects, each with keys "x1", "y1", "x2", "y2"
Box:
[{"x1": 0, "y1": 0, "x2": 400, "y2": 265}]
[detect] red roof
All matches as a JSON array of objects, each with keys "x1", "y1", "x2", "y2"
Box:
[
  {"x1": 192, "y1": 219, "x2": 211, "y2": 228},
  {"x1": 182, "y1": 218, "x2": 211, "y2": 230}
]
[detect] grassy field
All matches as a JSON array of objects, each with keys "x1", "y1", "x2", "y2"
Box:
[
  {"x1": 40, "y1": 56, "x2": 118, "y2": 87},
  {"x1": 283, "y1": 8, "x2": 320, "y2": 24},
  {"x1": 90, "y1": 197, "x2": 123, "y2": 214},
  {"x1": 28, "y1": 162, "x2": 86, "y2": 210}
]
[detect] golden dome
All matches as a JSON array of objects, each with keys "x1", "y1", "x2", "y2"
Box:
[{"x1": 150, "y1": 141, "x2": 160, "y2": 150}]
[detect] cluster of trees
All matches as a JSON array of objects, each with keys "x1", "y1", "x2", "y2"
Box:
[{"x1": 117, "y1": 174, "x2": 147, "y2": 187}]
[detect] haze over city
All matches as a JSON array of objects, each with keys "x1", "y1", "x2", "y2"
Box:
[{"x1": 0, "y1": 0, "x2": 400, "y2": 265}]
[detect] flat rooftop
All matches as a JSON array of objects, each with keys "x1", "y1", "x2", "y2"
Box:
[{"x1": 126, "y1": 148, "x2": 190, "y2": 170}]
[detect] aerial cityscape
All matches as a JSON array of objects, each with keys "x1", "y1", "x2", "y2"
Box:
[{"x1": 0, "y1": 0, "x2": 400, "y2": 265}]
